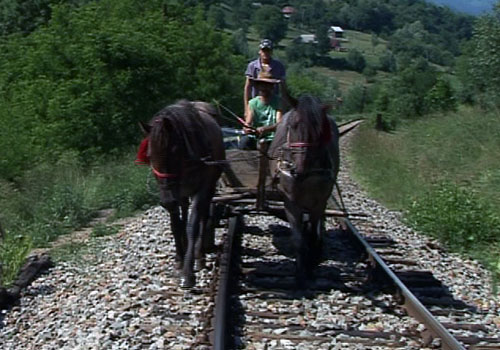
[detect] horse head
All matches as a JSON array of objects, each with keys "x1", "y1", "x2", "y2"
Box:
[
  {"x1": 283, "y1": 96, "x2": 332, "y2": 179},
  {"x1": 146, "y1": 116, "x2": 186, "y2": 210}
]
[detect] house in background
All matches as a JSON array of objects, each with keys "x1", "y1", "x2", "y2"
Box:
[
  {"x1": 330, "y1": 38, "x2": 348, "y2": 52},
  {"x1": 298, "y1": 34, "x2": 317, "y2": 44},
  {"x1": 281, "y1": 6, "x2": 296, "y2": 19},
  {"x1": 328, "y1": 26, "x2": 348, "y2": 51},
  {"x1": 328, "y1": 26, "x2": 344, "y2": 39}
]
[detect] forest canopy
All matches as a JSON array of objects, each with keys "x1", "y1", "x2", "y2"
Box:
[{"x1": 0, "y1": 0, "x2": 245, "y2": 179}]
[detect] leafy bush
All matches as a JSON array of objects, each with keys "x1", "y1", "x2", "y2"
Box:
[
  {"x1": 406, "y1": 181, "x2": 500, "y2": 252},
  {"x1": 346, "y1": 49, "x2": 366, "y2": 72},
  {"x1": 343, "y1": 83, "x2": 367, "y2": 114},
  {"x1": 424, "y1": 77, "x2": 457, "y2": 113},
  {"x1": 378, "y1": 51, "x2": 397, "y2": 72},
  {"x1": 462, "y1": 13, "x2": 500, "y2": 109}
]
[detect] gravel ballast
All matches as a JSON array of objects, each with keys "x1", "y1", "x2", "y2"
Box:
[{"x1": 0, "y1": 129, "x2": 498, "y2": 349}]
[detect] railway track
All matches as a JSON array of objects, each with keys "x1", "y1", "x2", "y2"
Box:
[
  {"x1": 209, "y1": 206, "x2": 500, "y2": 350},
  {"x1": 1, "y1": 119, "x2": 497, "y2": 350},
  {"x1": 206, "y1": 120, "x2": 499, "y2": 350}
]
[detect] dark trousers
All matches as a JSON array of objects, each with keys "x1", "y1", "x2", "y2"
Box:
[{"x1": 238, "y1": 135, "x2": 257, "y2": 150}]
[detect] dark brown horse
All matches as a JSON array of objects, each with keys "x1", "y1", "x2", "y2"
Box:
[
  {"x1": 269, "y1": 95, "x2": 340, "y2": 288},
  {"x1": 140, "y1": 100, "x2": 225, "y2": 288}
]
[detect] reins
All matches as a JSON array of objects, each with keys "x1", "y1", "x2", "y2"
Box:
[{"x1": 212, "y1": 99, "x2": 257, "y2": 132}]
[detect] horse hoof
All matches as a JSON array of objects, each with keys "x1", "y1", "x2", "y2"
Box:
[
  {"x1": 194, "y1": 258, "x2": 205, "y2": 272},
  {"x1": 203, "y1": 244, "x2": 220, "y2": 254},
  {"x1": 180, "y1": 275, "x2": 195, "y2": 289}
]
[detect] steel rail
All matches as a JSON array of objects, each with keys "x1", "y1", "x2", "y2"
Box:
[
  {"x1": 213, "y1": 214, "x2": 241, "y2": 350},
  {"x1": 332, "y1": 196, "x2": 466, "y2": 350},
  {"x1": 338, "y1": 118, "x2": 364, "y2": 136}
]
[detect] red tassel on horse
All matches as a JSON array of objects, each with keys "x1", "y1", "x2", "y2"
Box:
[{"x1": 135, "y1": 137, "x2": 150, "y2": 165}]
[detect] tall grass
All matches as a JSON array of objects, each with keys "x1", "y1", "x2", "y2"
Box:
[
  {"x1": 0, "y1": 150, "x2": 156, "y2": 285},
  {"x1": 349, "y1": 106, "x2": 500, "y2": 287}
]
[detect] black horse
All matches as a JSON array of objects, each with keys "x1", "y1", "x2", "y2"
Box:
[
  {"x1": 269, "y1": 95, "x2": 340, "y2": 287},
  {"x1": 141, "y1": 100, "x2": 225, "y2": 288}
]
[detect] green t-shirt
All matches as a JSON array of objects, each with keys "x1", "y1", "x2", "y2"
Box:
[{"x1": 249, "y1": 95, "x2": 281, "y2": 141}]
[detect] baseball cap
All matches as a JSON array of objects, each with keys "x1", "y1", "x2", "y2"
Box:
[{"x1": 259, "y1": 39, "x2": 273, "y2": 50}]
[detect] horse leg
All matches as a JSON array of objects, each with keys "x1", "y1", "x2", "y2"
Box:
[
  {"x1": 285, "y1": 203, "x2": 307, "y2": 289},
  {"x1": 168, "y1": 205, "x2": 186, "y2": 270},
  {"x1": 181, "y1": 199, "x2": 189, "y2": 257},
  {"x1": 181, "y1": 194, "x2": 210, "y2": 289},
  {"x1": 307, "y1": 215, "x2": 324, "y2": 273}
]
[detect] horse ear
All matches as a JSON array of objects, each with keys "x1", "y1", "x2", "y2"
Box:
[{"x1": 139, "y1": 121, "x2": 151, "y2": 136}]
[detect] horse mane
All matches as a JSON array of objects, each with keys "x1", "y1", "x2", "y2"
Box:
[
  {"x1": 270, "y1": 95, "x2": 326, "y2": 157},
  {"x1": 149, "y1": 100, "x2": 210, "y2": 159},
  {"x1": 291, "y1": 95, "x2": 324, "y2": 141}
]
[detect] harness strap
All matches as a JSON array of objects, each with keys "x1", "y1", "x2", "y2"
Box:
[
  {"x1": 152, "y1": 167, "x2": 178, "y2": 179},
  {"x1": 289, "y1": 142, "x2": 315, "y2": 148}
]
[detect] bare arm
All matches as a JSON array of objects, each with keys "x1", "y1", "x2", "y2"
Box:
[
  {"x1": 244, "y1": 106, "x2": 254, "y2": 134},
  {"x1": 244, "y1": 77, "x2": 251, "y2": 116},
  {"x1": 276, "y1": 109, "x2": 283, "y2": 124}
]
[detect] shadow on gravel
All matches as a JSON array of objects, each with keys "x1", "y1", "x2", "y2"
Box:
[
  {"x1": 240, "y1": 223, "x2": 479, "y2": 313},
  {"x1": 239, "y1": 224, "x2": 368, "y2": 299}
]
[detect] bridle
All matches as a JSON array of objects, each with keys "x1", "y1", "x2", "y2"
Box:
[
  {"x1": 149, "y1": 121, "x2": 191, "y2": 182},
  {"x1": 276, "y1": 123, "x2": 333, "y2": 180}
]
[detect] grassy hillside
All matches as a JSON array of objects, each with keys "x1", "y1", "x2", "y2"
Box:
[
  {"x1": 330, "y1": 29, "x2": 389, "y2": 67},
  {"x1": 349, "y1": 107, "x2": 500, "y2": 285}
]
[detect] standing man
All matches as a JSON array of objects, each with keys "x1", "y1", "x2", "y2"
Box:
[{"x1": 244, "y1": 39, "x2": 289, "y2": 117}]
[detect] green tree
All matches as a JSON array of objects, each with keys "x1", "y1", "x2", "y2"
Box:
[
  {"x1": 424, "y1": 77, "x2": 456, "y2": 113},
  {"x1": 315, "y1": 25, "x2": 331, "y2": 56},
  {"x1": 463, "y1": 7, "x2": 500, "y2": 108},
  {"x1": 379, "y1": 51, "x2": 397, "y2": 72},
  {"x1": 207, "y1": 4, "x2": 225, "y2": 29},
  {"x1": 231, "y1": 28, "x2": 249, "y2": 57},
  {"x1": 0, "y1": 0, "x2": 245, "y2": 179},
  {"x1": 0, "y1": 0, "x2": 53, "y2": 35},
  {"x1": 346, "y1": 49, "x2": 366, "y2": 72},
  {"x1": 343, "y1": 83, "x2": 367, "y2": 114},
  {"x1": 286, "y1": 40, "x2": 316, "y2": 67},
  {"x1": 253, "y1": 5, "x2": 287, "y2": 44}
]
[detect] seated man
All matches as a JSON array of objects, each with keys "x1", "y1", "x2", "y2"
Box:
[{"x1": 239, "y1": 70, "x2": 283, "y2": 150}]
